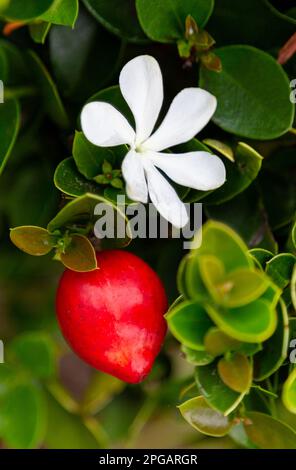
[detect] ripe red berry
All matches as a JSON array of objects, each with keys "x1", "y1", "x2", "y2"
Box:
[{"x1": 56, "y1": 250, "x2": 168, "y2": 383}]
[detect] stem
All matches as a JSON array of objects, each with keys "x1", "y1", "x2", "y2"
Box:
[
  {"x1": 266, "y1": 379, "x2": 277, "y2": 418},
  {"x1": 288, "y1": 128, "x2": 296, "y2": 136},
  {"x1": 125, "y1": 397, "x2": 157, "y2": 448},
  {"x1": 4, "y1": 86, "x2": 38, "y2": 100},
  {"x1": 82, "y1": 415, "x2": 109, "y2": 448},
  {"x1": 46, "y1": 380, "x2": 79, "y2": 414}
]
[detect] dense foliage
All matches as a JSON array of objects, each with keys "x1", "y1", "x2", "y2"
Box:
[{"x1": 0, "y1": 0, "x2": 295, "y2": 449}]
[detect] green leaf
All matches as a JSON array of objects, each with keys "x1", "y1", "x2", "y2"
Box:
[
  {"x1": 207, "y1": 0, "x2": 296, "y2": 50},
  {"x1": 181, "y1": 345, "x2": 214, "y2": 366},
  {"x1": 0, "y1": 39, "x2": 28, "y2": 85},
  {"x1": 201, "y1": 142, "x2": 263, "y2": 205},
  {"x1": 291, "y1": 264, "x2": 296, "y2": 311},
  {"x1": 198, "y1": 255, "x2": 225, "y2": 299},
  {"x1": 0, "y1": 99, "x2": 20, "y2": 175},
  {"x1": 192, "y1": 221, "x2": 253, "y2": 273},
  {"x1": 83, "y1": 0, "x2": 147, "y2": 43},
  {"x1": 218, "y1": 354, "x2": 252, "y2": 393},
  {"x1": 9, "y1": 332, "x2": 57, "y2": 379},
  {"x1": 0, "y1": 382, "x2": 46, "y2": 449},
  {"x1": 211, "y1": 268, "x2": 269, "y2": 308},
  {"x1": 248, "y1": 248, "x2": 274, "y2": 270},
  {"x1": 179, "y1": 396, "x2": 232, "y2": 437},
  {"x1": 10, "y1": 226, "x2": 55, "y2": 256},
  {"x1": 136, "y1": 0, "x2": 214, "y2": 43},
  {"x1": 166, "y1": 301, "x2": 214, "y2": 351},
  {"x1": 203, "y1": 139, "x2": 234, "y2": 162},
  {"x1": 266, "y1": 253, "x2": 296, "y2": 289},
  {"x1": 195, "y1": 361, "x2": 245, "y2": 415},
  {"x1": 282, "y1": 368, "x2": 296, "y2": 415},
  {"x1": 204, "y1": 328, "x2": 241, "y2": 357},
  {"x1": 254, "y1": 299, "x2": 289, "y2": 381},
  {"x1": 199, "y1": 45, "x2": 294, "y2": 139},
  {"x1": 60, "y1": 234, "x2": 98, "y2": 272},
  {"x1": 44, "y1": 391, "x2": 104, "y2": 448},
  {"x1": 27, "y1": 50, "x2": 68, "y2": 128},
  {"x1": 1, "y1": 0, "x2": 54, "y2": 21},
  {"x1": 243, "y1": 412, "x2": 296, "y2": 449},
  {"x1": 54, "y1": 158, "x2": 101, "y2": 197},
  {"x1": 73, "y1": 131, "x2": 116, "y2": 179},
  {"x1": 29, "y1": 22, "x2": 51, "y2": 44},
  {"x1": 47, "y1": 193, "x2": 131, "y2": 248},
  {"x1": 205, "y1": 299, "x2": 277, "y2": 343},
  {"x1": 49, "y1": 9, "x2": 121, "y2": 100},
  {"x1": 39, "y1": 0, "x2": 79, "y2": 26}
]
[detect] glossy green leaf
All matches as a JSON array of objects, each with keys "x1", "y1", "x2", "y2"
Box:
[
  {"x1": 47, "y1": 193, "x2": 131, "y2": 248},
  {"x1": 205, "y1": 299, "x2": 277, "y2": 343},
  {"x1": 282, "y1": 368, "x2": 296, "y2": 415},
  {"x1": 9, "y1": 332, "x2": 57, "y2": 379},
  {"x1": 0, "y1": 39, "x2": 28, "y2": 85},
  {"x1": 39, "y1": 0, "x2": 79, "y2": 26},
  {"x1": 218, "y1": 354, "x2": 252, "y2": 393},
  {"x1": 60, "y1": 234, "x2": 98, "y2": 272},
  {"x1": 136, "y1": 0, "x2": 214, "y2": 43},
  {"x1": 0, "y1": 382, "x2": 46, "y2": 449},
  {"x1": 204, "y1": 328, "x2": 241, "y2": 357},
  {"x1": 195, "y1": 361, "x2": 245, "y2": 415},
  {"x1": 29, "y1": 22, "x2": 51, "y2": 44},
  {"x1": 198, "y1": 255, "x2": 225, "y2": 299},
  {"x1": 83, "y1": 0, "x2": 147, "y2": 42},
  {"x1": 1, "y1": 0, "x2": 54, "y2": 21},
  {"x1": 254, "y1": 299, "x2": 289, "y2": 381},
  {"x1": 27, "y1": 50, "x2": 68, "y2": 128},
  {"x1": 0, "y1": 99, "x2": 20, "y2": 175},
  {"x1": 181, "y1": 345, "x2": 214, "y2": 366},
  {"x1": 73, "y1": 131, "x2": 124, "y2": 179},
  {"x1": 49, "y1": 10, "x2": 121, "y2": 100},
  {"x1": 167, "y1": 301, "x2": 214, "y2": 351},
  {"x1": 207, "y1": 0, "x2": 296, "y2": 50},
  {"x1": 201, "y1": 142, "x2": 263, "y2": 205},
  {"x1": 212, "y1": 268, "x2": 269, "y2": 308},
  {"x1": 191, "y1": 221, "x2": 253, "y2": 272},
  {"x1": 10, "y1": 226, "x2": 55, "y2": 256},
  {"x1": 266, "y1": 253, "x2": 296, "y2": 289},
  {"x1": 199, "y1": 45, "x2": 294, "y2": 139},
  {"x1": 203, "y1": 139, "x2": 234, "y2": 162},
  {"x1": 249, "y1": 248, "x2": 274, "y2": 270},
  {"x1": 179, "y1": 396, "x2": 232, "y2": 437},
  {"x1": 54, "y1": 158, "x2": 101, "y2": 197},
  {"x1": 243, "y1": 412, "x2": 296, "y2": 449},
  {"x1": 291, "y1": 264, "x2": 296, "y2": 311}
]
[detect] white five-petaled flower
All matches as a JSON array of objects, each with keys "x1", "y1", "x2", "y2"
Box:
[{"x1": 81, "y1": 55, "x2": 226, "y2": 228}]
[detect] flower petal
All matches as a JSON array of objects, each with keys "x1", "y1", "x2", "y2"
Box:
[
  {"x1": 122, "y1": 149, "x2": 148, "y2": 203},
  {"x1": 143, "y1": 160, "x2": 189, "y2": 229},
  {"x1": 147, "y1": 150, "x2": 226, "y2": 191},
  {"x1": 119, "y1": 55, "x2": 163, "y2": 144},
  {"x1": 81, "y1": 102, "x2": 135, "y2": 147},
  {"x1": 143, "y1": 88, "x2": 217, "y2": 151}
]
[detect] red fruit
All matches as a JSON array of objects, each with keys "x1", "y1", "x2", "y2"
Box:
[{"x1": 56, "y1": 250, "x2": 168, "y2": 383}]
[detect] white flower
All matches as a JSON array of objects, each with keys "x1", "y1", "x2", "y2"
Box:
[{"x1": 81, "y1": 55, "x2": 226, "y2": 228}]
